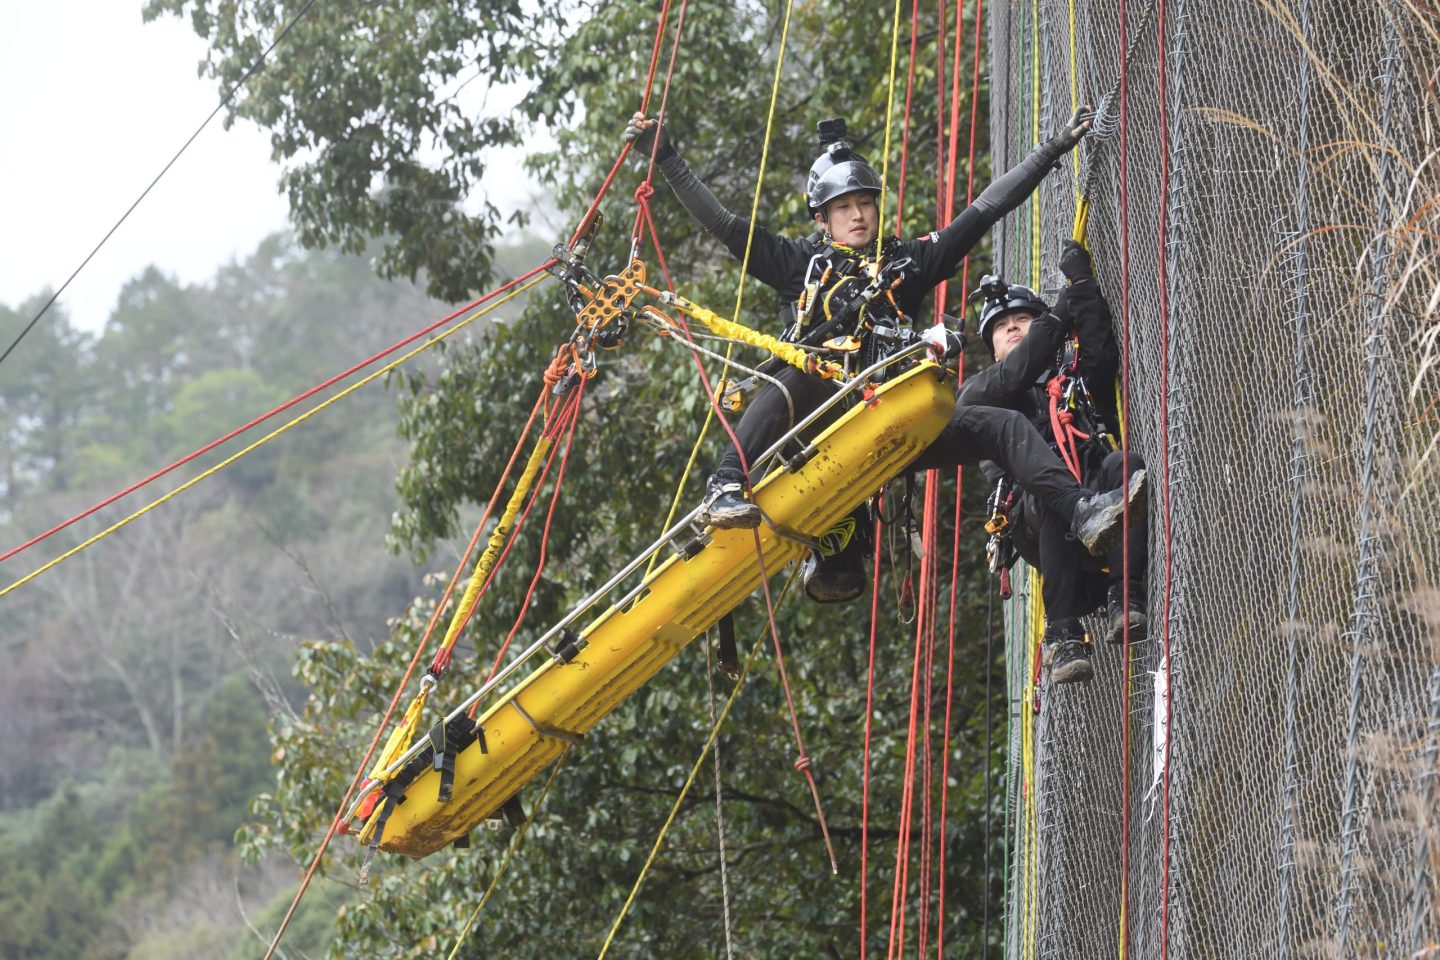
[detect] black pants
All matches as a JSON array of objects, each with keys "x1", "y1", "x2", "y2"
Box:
[
  {"x1": 717, "y1": 364, "x2": 839, "y2": 475},
  {"x1": 907, "y1": 404, "x2": 1090, "y2": 524},
  {"x1": 1009, "y1": 449, "x2": 1148, "y2": 621},
  {"x1": 719, "y1": 368, "x2": 1088, "y2": 527}
]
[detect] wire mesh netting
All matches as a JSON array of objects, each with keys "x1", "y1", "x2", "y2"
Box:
[{"x1": 988, "y1": 0, "x2": 1439, "y2": 956}]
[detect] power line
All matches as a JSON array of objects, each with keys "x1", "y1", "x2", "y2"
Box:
[{"x1": 0, "y1": 0, "x2": 321, "y2": 371}]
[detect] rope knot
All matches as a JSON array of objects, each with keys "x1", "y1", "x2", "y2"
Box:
[
  {"x1": 793, "y1": 754, "x2": 813, "y2": 774},
  {"x1": 634, "y1": 181, "x2": 656, "y2": 203},
  {"x1": 543, "y1": 345, "x2": 573, "y2": 388}
]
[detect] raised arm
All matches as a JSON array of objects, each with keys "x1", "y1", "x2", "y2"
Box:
[
  {"x1": 920, "y1": 107, "x2": 1094, "y2": 277},
  {"x1": 625, "y1": 114, "x2": 808, "y2": 296},
  {"x1": 1057, "y1": 240, "x2": 1119, "y2": 386}
]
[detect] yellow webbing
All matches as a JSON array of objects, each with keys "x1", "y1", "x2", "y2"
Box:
[
  {"x1": 367, "y1": 684, "x2": 432, "y2": 784},
  {"x1": 435, "y1": 433, "x2": 555, "y2": 661},
  {"x1": 665, "y1": 294, "x2": 845, "y2": 381},
  {"x1": 354, "y1": 414, "x2": 555, "y2": 845}
]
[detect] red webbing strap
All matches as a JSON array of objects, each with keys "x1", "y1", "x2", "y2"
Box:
[{"x1": 1046, "y1": 375, "x2": 1091, "y2": 483}]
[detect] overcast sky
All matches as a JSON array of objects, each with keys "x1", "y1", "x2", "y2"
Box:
[
  {"x1": 0, "y1": 2, "x2": 292, "y2": 335},
  {"x1": 0, "y1": 2, "x2": 543, "y2": 344}
]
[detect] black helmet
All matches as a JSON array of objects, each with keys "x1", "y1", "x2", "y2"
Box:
[
  {"x1": 806, "y1": 118, "x2": 883, "y2": 215},
  {"x1": 972, "y1": 274, "x2": 1048, "y2": 354}
]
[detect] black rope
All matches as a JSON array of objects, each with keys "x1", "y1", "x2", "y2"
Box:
[{"x1": 0, "y1": 0, "x2": 321, "y2": 371}]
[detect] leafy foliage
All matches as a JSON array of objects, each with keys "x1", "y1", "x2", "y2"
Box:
[{"x1": 136, "y1": 0, "x2": 1013, "y2": 956}]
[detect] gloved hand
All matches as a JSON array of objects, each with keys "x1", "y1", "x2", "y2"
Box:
[
  {"x1": 919, "y1": 323, "x2": 965, "y2": 361},
  {"x1": 623, "y1": 112, "x2": 677, "y2": 161},
  {"x1": 1049, "y1": 105, "x2": 1095, "y2": 153},
  {"x1": 1058, "y1": 239, "x2": 1094, "y2": 283}
]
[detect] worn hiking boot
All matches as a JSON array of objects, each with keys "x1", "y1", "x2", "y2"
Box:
[
  {"x1": 699, "y1": 467, "x2": 762, "y2": 529},
  {"x1": 802, "y1": 545, "x2": 866, "y2": 604},
  {"x1": 1106, "y1": 581, "x2": 1148, "y2": 644},
  {"x1": 1046, "y1": 618, "x2": 1094, "y2": 684},
  {"x1": 1070, "y1": 469, "x2": 1148, "y2": 557}
]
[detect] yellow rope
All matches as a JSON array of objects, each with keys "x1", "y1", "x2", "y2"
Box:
[
  {"x1": 595, "y1": 570, "x2": 798, "y2": 959},
  {"x1": 1021, "y1": 565, "x2": 1045, "y2": 960},
  {"x1": 445, "y1": 751, "x2": 569, "y2": 960},
  {"x1": 0, "y1": 276, "x2": 546, "y2": 600},
  {"x1": 644, "y1": 0, "x2": 795, "y2": 577},
  {"x1": 876, "y1": 0, "x2": 906, "y2": 257}
]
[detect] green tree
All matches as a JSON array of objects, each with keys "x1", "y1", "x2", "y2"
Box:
[{"x1": 159, "y1": 0, "x2": 1009, "y2": 955}]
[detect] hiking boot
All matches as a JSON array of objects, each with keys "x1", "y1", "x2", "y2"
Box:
[
  {"x1": 802, "y1": 543, "x2": 866, "y2": 604},
  {"x1": 699, "y1": 468, "x2": 762, "y2": 529},
  {"x1": 1070, "y1": 468, "x2": 1147, "y2": 557},
  {"x1": 1106, "y1": 581, "x2": 1148, "y2": 644},
  {"x1": 1046, "y1": 618, "x2": 1094, "y2": 684}
]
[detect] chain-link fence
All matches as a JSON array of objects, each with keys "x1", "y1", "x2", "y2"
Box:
[{"x1": 989, "y1": 0, "x2": 1439, "y2": 955}]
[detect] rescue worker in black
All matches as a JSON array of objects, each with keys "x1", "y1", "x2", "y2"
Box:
[
  {"x1": 624, "y1": 111, "x2": 1145, "y2": 604},
  {"x1": 962, "y1": 240, "x2": 1149, "y2": 683}
]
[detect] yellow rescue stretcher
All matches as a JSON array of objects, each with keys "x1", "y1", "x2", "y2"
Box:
[{"x1": 361, "y1": 358, "x2": 955, "y2": 858}]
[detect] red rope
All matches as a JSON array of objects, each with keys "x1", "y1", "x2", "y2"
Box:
[
  {"x1": 894, "y1": 0, "x2": 923, "y2": 235},
  {"x1": 485, "y1": 382, "x2": 588, "y2": 682},
  {"x1": 917, "y1": 476, "x2": 941, "y2": 957},
  {"x1": 1156, "y1": 0, "x2": 1175, "y2": 952},
  {"x1": 958, "y1": 0, "x2": 985, "y2": 297},
  {"x1": 633, "y1": 0, "x2": 692, "y2": 242},
  {"x1": 429, "y1": 390, "x2": 550, "y2": 679},
  {"x1": 749, "y1": 524, "x2": 839, "y2": 873},
  {"x1": 1117, "y1": 1, "x2": 1135, "y2": 955},
  {"x1": 860, "y1": 511, "x2": 886, "y2": 960},
  {"x1": 2, "y1": 263, "x2": 555, "y2": 568},
  {"x1": 567, "y1": 0, "x2": 677, "y2": 248},
  {"x1": 937, "y1": 0, "x2": 976, "y2": 947},
  {"x1": 886, "y1": 476, "x2": 940, "y2": 959},
  {"x1": 636, "y1": 163, "x2": 838, "y2": 872},
  {"x1": 427, "y1": 386, "x2": 579, "y2": 690}
]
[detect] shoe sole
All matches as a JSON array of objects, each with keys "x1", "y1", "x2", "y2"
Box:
[
  {"x1": 1080, "y1": 469, "x2": 1148, "y2": 557},
  {"x1": 1052, "y1": 659, "x2": 1094, "y2": 684},
  {"x1": 702, "y1": 509, "x2": 762, "y2": 530},
  {"x1": 805, "y1": 580, "x2": 866, "y2": 604},
  {"x1": 1108, "y1": 612, "x2": 1149, "y2": 644}
]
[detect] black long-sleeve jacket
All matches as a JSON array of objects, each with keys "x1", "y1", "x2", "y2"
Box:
[
  {"x1": 653, "y1": 139, "x2": 1071, "y2": 322},
  {"x1": 958, "y1": 276, "x2": 1121, "y2": 482},
  {"x1": 958, "y1": 276, "x2": 1119, "y2": 429}
]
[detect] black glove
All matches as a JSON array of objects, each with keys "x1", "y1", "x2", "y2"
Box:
[
  {"x1": 1047, "y1": 105, "x2": 1095, "y2": 154},
  {"x1": 623, "y1": 114, "x2": 677, "y2": 162},
  {"x1": 1058, "y1": 239, "x2": 1094, "y2": 283}
]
